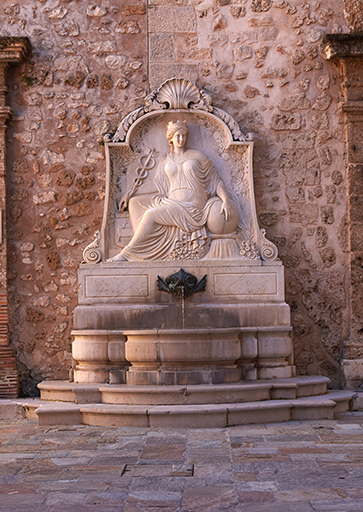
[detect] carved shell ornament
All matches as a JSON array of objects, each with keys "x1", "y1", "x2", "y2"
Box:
[
  {"x1": 157, "y1": 78, "x2": 201, "y2": 109},
  {"x1": 108, "y1": 78, "x2": 251, "y2": 143}
]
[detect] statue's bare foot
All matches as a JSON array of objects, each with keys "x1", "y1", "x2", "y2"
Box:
[{"x1": 107, "y1": 253, "x2": 127, "y2": 262}]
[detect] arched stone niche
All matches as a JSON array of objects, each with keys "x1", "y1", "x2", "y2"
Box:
[{"x1": 83, "y1": 78, "x2": 277, "y2": 264}]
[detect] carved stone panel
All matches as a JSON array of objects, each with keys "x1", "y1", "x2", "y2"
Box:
[{"x1": 83, "y1": 78, "x2": 277, "y2": 264}]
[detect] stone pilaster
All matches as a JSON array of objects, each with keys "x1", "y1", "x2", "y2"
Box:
[
  {"x1": 0, "y1": 38, "x2": 30, "y2": 397},
  {"x1": 323, "y1": 34, "x2": 363, "y2": 389}
]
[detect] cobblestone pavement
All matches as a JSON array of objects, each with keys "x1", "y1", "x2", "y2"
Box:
[{"x1": 1, "y1": 413, "x2": 363, "y2": 511}]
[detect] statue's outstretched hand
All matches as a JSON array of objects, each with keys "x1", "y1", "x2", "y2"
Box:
[
  {"x1": 119, "y1": 192, "x2": 130, "y2": 212},
  {"x1": 220, "y1": 199, "x2": 232, "y2": 222}
]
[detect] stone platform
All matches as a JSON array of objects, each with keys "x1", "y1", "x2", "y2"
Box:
[{"x1": 35, "y1": 376, "x2": 355, "y2": 428}]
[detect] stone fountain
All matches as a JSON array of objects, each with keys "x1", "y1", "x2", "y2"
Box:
[{"x1": 37, "y1": 79, "x2": 353, "y2": 427}]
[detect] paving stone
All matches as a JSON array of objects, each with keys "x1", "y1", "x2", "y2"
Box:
[
  {"x1": 52, "y1": 508, "x2": 125, "y2": 512},
  {"x1": 239, "y1": 502, "x2": 314, "y2": 511},
  {"x1": 181, "y1": 486, "x2": 238, "y2": 511},
  {"x1": 0, "y1": 493, "x2": 46, "y2": 506},
  {"x1": 85, "y1": 490, "x2": 128, "y2": 505},
  {"x1": 237, "y1": 490, "x2": 276, "y2": 502},
  {"x1": 141, "y1": 445, "x2": 185, "y2": 460},
  {"x1": 45, "y1": 492, "x2": 88, "y2": 505},
  {"x1": 310, "y1": 499, "x2": 363, "y2": 511},
  {"x1": 0, "y1": 508, "x2": 53, "y2": 512},
  {"x1": 0, "y1": 483, "x2": 38, "y2": 494}
]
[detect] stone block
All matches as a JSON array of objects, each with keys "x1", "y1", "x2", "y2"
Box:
[
  {"x1": 326, "y1": 390, "x2": 354, "y2": 412},
  {"x1": 148, "y1": 6, "x2": 196, "y2": 33},
  {"x1": 348, "y1": 164, "x2": 363, "y2": 195},
  {"x1": 271, "y1": 113, "x2": 301, "y2": 131},
  {"x1": 73, "y1": 335, "x2": 109, "y2": 363},
  {"x1": 84, "y1": 274, "x2": 149, "y2": 299},
  {"x1": 349, "y1": 195, "x2": 363, "y2": 222},
  {"x1": 346, "y1": 122, "x2": 363, "y2": 142},
  {"x1": 352, "y1": 392, "x2": 363, "y2": 410},
  {"x1": 0, "y1": 400, "x2": 24, "y2": 420},
  {"x1": 239, "y1": 332, "x2": 258, "y2": 360},
  {"x1": 78, "y1": 261, "x2": 286, "y2": 305},
  {"x1": 349, "y1": 223, "x2": 363, "y2": 252},
  {"x1": 214, "y1": 272, "x2": 278, "y2": 297},
  {"x1": 347, "y1": 141, "x2": 363, "y2": 163},
  {"x1": 150, "y1": 34, "x2": 175, "y2": 63},
  {"x1": 258, "y1": 330, "x2": 292, "y2": 361},
  {"x1": 36, "y1": 404, "x2": 82, "y2": 426},
  {"x1": 149, "y1": 64, "x2": 198, "y2": 89},
  {"x1": 342, "y1": 359, "x2": 363, "y2": 389}
]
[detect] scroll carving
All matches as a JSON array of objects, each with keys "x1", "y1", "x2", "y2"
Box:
[{"x1": 82, "y1": 231, "x2": 102, "y2": 264}]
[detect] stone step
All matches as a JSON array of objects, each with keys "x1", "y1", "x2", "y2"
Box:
[
  {"x1": 34, "y1": 390, "x2": 355, "y2": 428},
  {"x1": 38, "y1": 375, "x2": 330, "y2": 405},
  {"x1": 0, "y1": 398, "x2": 43, "y2": 420}
]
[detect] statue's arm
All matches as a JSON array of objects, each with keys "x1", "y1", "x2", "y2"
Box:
[{"x1": 216, "y1": 181, "x2": 232, "y2": 222}]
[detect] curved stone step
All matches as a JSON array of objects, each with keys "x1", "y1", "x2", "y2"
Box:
[
  {"x1": 34, "y1": 390, "x2": 355, "y2": 428},
  {"x1": 38, "y1": 376, "x2": 330, "y2": 406}
]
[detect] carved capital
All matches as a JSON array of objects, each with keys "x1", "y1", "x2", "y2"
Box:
[
  {"x1": 323, "y1": 34, "x2": 363, "y2": 60},
  {"x1": 0, "y1": 37, "x2": 31, "y2": 65},
  {"x1": 323, "y1": 35, "x2": 363, "y2": 103}
]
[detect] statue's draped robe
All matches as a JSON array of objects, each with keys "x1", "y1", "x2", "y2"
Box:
[{"x1": 121, "y1": 150, "x2": 222, "y2": 260}]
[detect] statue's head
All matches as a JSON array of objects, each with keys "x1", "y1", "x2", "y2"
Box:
[{"x1": 166, "y1": 120, "x2": 188, "y2": 149}]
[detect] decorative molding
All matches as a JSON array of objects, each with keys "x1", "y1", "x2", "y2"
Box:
[{"x1": 108, "y1": 78, "x2": 250, "y2": 144}]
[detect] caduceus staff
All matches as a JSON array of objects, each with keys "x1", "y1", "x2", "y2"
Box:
[{"x1": 118, "y1": 148, "x2": 156, "y2": 212}]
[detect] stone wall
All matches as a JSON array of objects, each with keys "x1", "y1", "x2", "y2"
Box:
[{"x1": 0, "y1": 0, "x2": 351, "y2": 394}]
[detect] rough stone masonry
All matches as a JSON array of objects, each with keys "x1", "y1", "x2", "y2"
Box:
[{"x1": 0, "y1": 0, "x2": 361, "y2": 395}]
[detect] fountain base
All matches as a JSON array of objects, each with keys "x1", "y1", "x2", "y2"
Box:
[{"x1": 70, "y1": 259, "x2": 294, "y2": 385}]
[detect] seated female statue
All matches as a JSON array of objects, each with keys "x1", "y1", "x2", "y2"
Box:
[{"x1": 109, "y1": 120, "x2": 234, "y2": 261}]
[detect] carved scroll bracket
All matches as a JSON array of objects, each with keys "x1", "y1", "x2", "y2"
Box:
[{"x1": 82, "y1": 231, "x2": 102, "y2": 264}]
